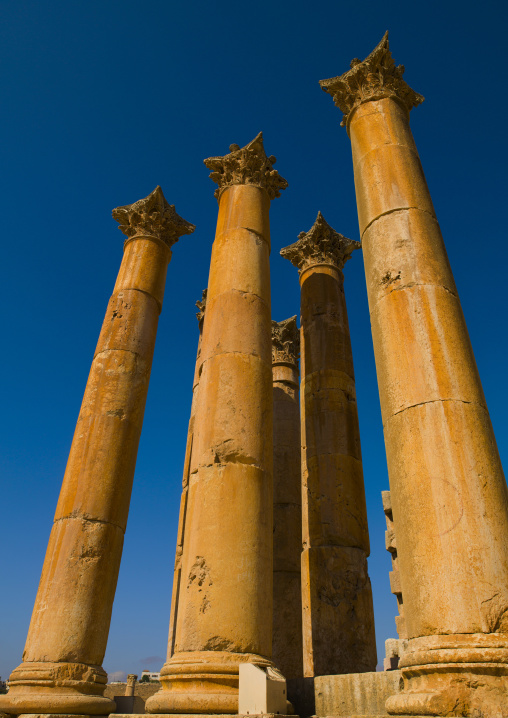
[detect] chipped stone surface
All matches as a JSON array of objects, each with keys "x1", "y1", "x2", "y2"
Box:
[{"x1": 0, "y1": 190, "x2": 193, "y2": 718}]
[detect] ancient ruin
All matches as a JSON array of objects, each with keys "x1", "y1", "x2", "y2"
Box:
[
  {"x1": 2, "y1": 31, "x2": 507, "y2": 718},
  {"x1": 320, "y1": 30, "x2": 508, "y2": 716},
  {"x1": 271, "y1": 317, "x2": 303, "y2": 680},
  {"x1": 281, "y1": 213, "x2": 376, "y2": 677},
  {"x1": 146, "y1": 133, "x2": 288, "y2": 715},
  {"x1": 0, "y1": 187, "x2": 194, "y2": 717}
]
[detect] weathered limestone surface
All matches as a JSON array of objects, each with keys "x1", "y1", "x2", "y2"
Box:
[
  {"x1": 281, "y1": 213, "x2": 376, "y2": 677},
  {"x1": 167, "y1": 290, "x2": 207, "y2": 659},
  {"x1": 0, "y1": 188, "x2": 194, "y2": 717},
  {"x1": 321, "y1": 32, "x2": 508, "y2": 716},
  {"x1": 146, "y1": 134, "x2": 287, "y2": 715},
  {"x1": 315, "y1": 671, "x2": 402, "y2": 717},
  {"x1": 271, "y1": 317, "x2": 303, "y2": 680}
]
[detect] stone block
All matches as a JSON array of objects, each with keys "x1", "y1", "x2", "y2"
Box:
[
  {"x1": 389, "y1": 569, "x2": 401, "y2": 595},
  {"x1": 113, "y1": 695, "x2": 145, "y2": 714},
  {"x1": 381, "y1": 490, "x2": 391, "y2": 515},
  {"x1": 314, "y1": 670, "x2": 402, "y2": 716}
]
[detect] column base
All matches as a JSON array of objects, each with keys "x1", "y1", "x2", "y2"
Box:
[
  {"x1": 145, "y1": 652, "x2": 274, "y2": 714},
  {"x1": 385, "y1": 634, "x2": 508, "y2": 717},
  {"x1": 0, "y1": 662, "x2": 116, "y2": 716}
]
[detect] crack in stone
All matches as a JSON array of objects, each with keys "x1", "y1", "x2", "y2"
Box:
[
  {"x1": 54, "y1": 513, "x2": 125, "y2": 533},
  {"x1": 374, "y1": 281, "x2": 458, "y2": 306},
  {"x1": 360, "y1": 205, "x2": 437, "y2": 238},
  {"x1": 390, "y1": 397, "x2": 478, "y2": 419}
]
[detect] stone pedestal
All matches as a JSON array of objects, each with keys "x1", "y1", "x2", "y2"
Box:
[
  {"x1": 146, "y1": 134, "x2": 287, "y2": 715},
  {"x1": 281, "y1": 213, "x2": 376, "y2": 678},
  {"x1": 271, "y1": 317, "x2": 303, "y2": 680},
  {"x1": 321, "y1": 32, "x2": 508, "y2": 715},
  {"x1": 0, "y1": 187, "x2": 194, "y2": 717}
]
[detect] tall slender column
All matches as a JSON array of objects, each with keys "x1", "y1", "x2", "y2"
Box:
[
  {"x1": 0, "y1": 187, "x2": 194, "y2": 717},
  {"x1": 167, "y1": 290, "x2": 207, "y2": 658},
  {"x1": 147, "y1": 133, "x2": 287, "y2": 715},
  {"x1": 321, "y1": 33, "x2": 508, "y2": 716},
  {"x1": 271, "y1": 317, "x2": 303, "y2": 679},
  {"x1": 281, "y1": 213, "x2": 376, "y2": 677}
]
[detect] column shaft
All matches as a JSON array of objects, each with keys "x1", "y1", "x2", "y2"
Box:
[
  {"x1": 167, "y1": 294, "x2": 206, "y2": 658},
  {"x1": 320, "y1": 33, "x2": 508, "y2": 715},
  {"x1": 300, "y1": 264, "x2": 375, "y2": 676},
  {"x1": 281, "y1": 214, "x2": 377, "y2": 678},
  {"x1": 147, "y1": 134, "x2": 287, "y2": 715},
  {"x1": 0, "y1": 187, "x2": 193, "y2": 717},
  {"x1": 272, "y1": 318, "x2": 303, "y2": 679}
]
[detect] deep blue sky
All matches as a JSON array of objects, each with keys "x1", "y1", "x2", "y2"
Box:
[{"x1": 1, "y1": 0, "x2": 507, "y2": 680}]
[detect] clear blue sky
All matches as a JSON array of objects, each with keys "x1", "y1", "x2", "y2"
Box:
[{"x1": 1, "y1": 0, "x2": 507, "y2": 680}]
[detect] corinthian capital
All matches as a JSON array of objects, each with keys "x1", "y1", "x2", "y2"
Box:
[
  {"x1": 112, "y1": 186, "x2": 195, "y2": 247},
  {"x1": 281, "y1": 212, "x2": 359, "y2": 273},
  {"x1": 272, "y1": 316, "x2": 299, "y2": 365},
  {"x1": 204, "y1": 132, "x2": 288, "y2": 201},
  {"x1": 319, "y1": 32, "x2": 424, "y2": 129}
]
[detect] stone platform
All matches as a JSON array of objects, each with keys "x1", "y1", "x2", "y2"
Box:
[
  {"x1": 113, "y1": 714, "x2": 297, "y2": 718},
  {"x1": 315, "y1": 670, "x2": 402, "y2": 718}
]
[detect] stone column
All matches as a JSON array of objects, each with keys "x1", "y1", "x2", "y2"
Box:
[
  {"x1": 321, "y1": 33, "x2": 508, "y2": 716},
  {"x1": 167, "y1": 290, "x2": 207, "y2": 658},
  {"x1": 147, "y1": 133, "x2": 287, "y2": 715},
  {"x1": 271, "y1": 317, "x2": 303, "y2": 679},
  {"x1": 125, "y1": 675, "x2": 138, "y2": 697},
  {"x1": 281, "y1": 213, "x2": 376, "y2": 677},
  {"x1": 0, "y1": 187, "x2": 194, "y2": 717}
]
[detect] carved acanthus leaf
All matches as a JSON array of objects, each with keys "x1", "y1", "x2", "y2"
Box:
[
  {"x1": 196, "y1": 288, "x2": 207, "y2": 323},
  {"x1": 319, "y1": 31, "x2": 424, "y2": 128},
  {"x1": 112, "y1": 186, "x2": 195, "y2": 247},
  {"x1": 280, "y1": 212, "x2": 359, "y2": 273},
  {"x1": 272, "y1": 316, "x2": 299, "y2": 365},
  {"x1": 204, "y1": 132, "x2": 288, "y2": 201}
]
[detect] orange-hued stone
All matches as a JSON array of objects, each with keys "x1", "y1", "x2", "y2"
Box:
[
  {"x1": 147, "y1": 136, "x2": 287, "y2": 715},
  {"x1": 271, "y1": 317, "x2": 303, "y2": 679},
  {"x1": 281, "y1": 213, "x2": 376, "y2": 678},
  {"x1": 0, "y1": 187, "x2": 194, "y2": 717},
  {"x1": 167, "y1": 291, "x2": 207, "y2": 660},
  {"x1": 320, "y1": 31, "x2": 508, "y2": 716}
]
